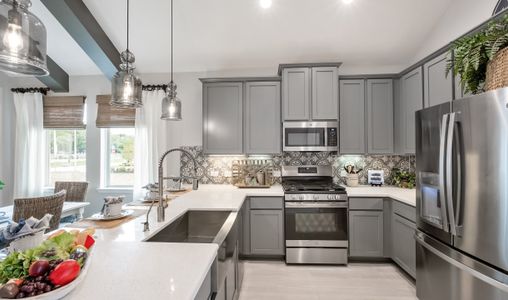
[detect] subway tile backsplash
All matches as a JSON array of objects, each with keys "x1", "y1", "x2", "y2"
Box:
[{"x1": 180, "y1": 146, "x2": 415, "y2": 186}]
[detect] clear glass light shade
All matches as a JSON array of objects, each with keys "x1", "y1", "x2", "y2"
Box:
[
  {"x1": 111, "y1": 50, "x2": 142, "y2": 107},
  {"x1": 0, "y1": 0, "x2": 48, "y2": 76},
  {"x1": 161, "y1": 82, "x2": 182, "y2": 120}
]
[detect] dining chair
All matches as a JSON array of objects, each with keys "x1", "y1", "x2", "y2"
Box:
[
  {"x1": 54, "y1": 181, "x2": 89, "y2": 202},
  {"x1": 13, "y1": 191, "x2": 66, "y2": 232}
]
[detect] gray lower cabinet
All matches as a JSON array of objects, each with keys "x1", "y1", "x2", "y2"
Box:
[
  {"x1": 400, "y1": 67, "x2": 423, "y2": 154},
  {"x1": 250, "y1": 209, "x2": 284, "y2": 255},
  {"x1": 244, "y1": 82, "x2": 281, "y2": 154},
  {"x1": 282, "y1": 68, "x2": 311, "y2": 120},
  {"x1": 339, "y1": 79, "x2": 365, "y2": 154},
  {"x1": 349, "y1": 210, "x2": 384, "y2": 257},
  {"x1": 392, "y1": 213, "x2": 416, "y2": 278},
  {"x1": 195, "y1": 269, "x2": 212, "y2": 300},
  {"x1": 203, "y1": 82, "x2": 243, "y2": 154},
  {"x1": 423, "y1": 52, "x2": 453, "y2": 108},
  {"x1": 366, "y1": 79, "x2": 394, "y2": 154},
  {"x1": 312, "y1": 67, "x2": 339, "y2": 120}
]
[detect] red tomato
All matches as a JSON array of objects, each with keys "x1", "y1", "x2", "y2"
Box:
[
  {"x1": 84, "y1": 235, "x2": 95, "y2": 249},
  {"x1": 49, "y1": 260, "x2": 80, "y2": 286}
]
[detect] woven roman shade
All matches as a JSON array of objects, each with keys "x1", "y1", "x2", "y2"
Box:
[
  {"x1": 96, "y1": 95, "x2": 135, "y2": 128},
  {"x1": 43, "y1": 96, "x2": 86, "y2": 129}
]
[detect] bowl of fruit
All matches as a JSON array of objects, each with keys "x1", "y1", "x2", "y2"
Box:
[{"x1": 0, "y1": 228, "x2": 95, "y2": 299}]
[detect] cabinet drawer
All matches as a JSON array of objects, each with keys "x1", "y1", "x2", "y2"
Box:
[
  {"x1": 349, "y1": 198, "x2": 383, "y2": 210},
  {"x1": 392, "y1": 200, "x2": 416, "y2": 223},
  {"x1": 249, "y1": 197, "x2": 283, "y2": 210}
]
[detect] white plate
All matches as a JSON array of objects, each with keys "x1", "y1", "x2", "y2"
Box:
[
  {"x1": 0, "y1": 246, "x2": 94, "y2": 300},
  {"x1": 88, "y1": 210, "x2": 134, "y2": 221}
]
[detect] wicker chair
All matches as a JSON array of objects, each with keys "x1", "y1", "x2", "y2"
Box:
[
  {"x1": 13, "y1": 191, "x2": 66, "y2": 232},
  {"x1": 54, "y1": 181, "x2": 88, "y2": 202}
]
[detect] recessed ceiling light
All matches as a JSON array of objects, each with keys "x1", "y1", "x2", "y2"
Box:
[
  {"x1": 342, "y1": 0, "x2": 354, "y2": 4},
  {"x1": 260, "y1": 0, "x2": 272, "y2": 9}
]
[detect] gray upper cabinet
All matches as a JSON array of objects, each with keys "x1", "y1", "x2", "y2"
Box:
[
  {"x1": 312, "y1": 67, "x2": 339, "y2": 120},
  {"x1": 282, "y1": 68, "x2": 310, "y2": 120},
  {"x1": 339, "y1": 80, "x2": 365, "y2": 154},
  {"x1": 245, "y1": 82, "x2": 281, "y2": 154},
  {"x1": 366, "y1": 79, "x2": 394, "y2": 154},
  {"x1": 203, "y1": 82, "x2": 243, "y2": 154},
  {"x1": 400, "y1": 67, "x2": 423, "y2": 154},
  {"x1": 349, "y1": 210, "x2": 384, "y2": 257},
  {"x1": 423, "y1": 52, "x2": 453, "y2": 108}
]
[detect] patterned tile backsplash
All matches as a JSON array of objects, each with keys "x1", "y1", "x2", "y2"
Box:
[{"x1": 180, "y1": 146, "x2": 415, "y2": 186}]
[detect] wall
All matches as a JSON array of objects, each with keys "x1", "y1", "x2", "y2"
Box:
[
  {"x1": 0, "y1": 73, "x2": 14, "y2": 205},
  {"x1": 412, "y1": 0, "x2": 500, "y2": 64}
]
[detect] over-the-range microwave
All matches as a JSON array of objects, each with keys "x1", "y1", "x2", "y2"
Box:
[{"x1": 283, "y1": 121, "x2": 338, "y2": 152}]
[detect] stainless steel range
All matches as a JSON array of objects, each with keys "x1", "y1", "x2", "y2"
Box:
[{"x1": 282, "y1": 165, "x2": 348, "y2": 265}]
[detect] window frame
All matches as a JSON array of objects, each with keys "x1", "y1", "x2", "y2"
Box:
[{"x1": 100, "y1": 128, "x2": 135, "y2": 188}]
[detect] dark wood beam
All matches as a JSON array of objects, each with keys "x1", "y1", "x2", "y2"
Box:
[
  {"x1": 37, "y1": 56, "x2": 69, "y2": 92},
  {"x1": 41, "y1": 0, "x2": 121, "y2": 80}
]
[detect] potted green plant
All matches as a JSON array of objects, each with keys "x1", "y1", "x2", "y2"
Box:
[
  {"x1": 391, "y1": 168, "x2": 416, "y2": 189},
  {"x1": 447, "y1": 14, "x2": 508, "y2": 94},
  {"x1": 0, "y1": 181, "x2": 4, "y2": 191}
]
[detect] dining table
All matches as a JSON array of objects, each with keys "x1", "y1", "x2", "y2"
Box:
[{"x1": 0, "y1": 201, "x2": 90, "y2": 228}]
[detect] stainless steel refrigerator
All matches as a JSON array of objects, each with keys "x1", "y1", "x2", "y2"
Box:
[{"x1": 415, "y1": 87, "x2": 508, "y2": 300}]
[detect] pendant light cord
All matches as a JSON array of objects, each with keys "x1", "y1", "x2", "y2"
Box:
[
  {"x1": 126, "y1": 0, "x2": 130, "y2": 71},
  {"x1": 170, "y1": 0, "x2": 174, "y2": 83}
]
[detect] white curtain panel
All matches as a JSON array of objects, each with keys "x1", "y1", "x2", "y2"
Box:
[
  {"x1": 12, "y1": 92, "x2": 46, "y2": 198},
  {"x1": 133, "y1": 90, "x2": 168, "y2": 201}
]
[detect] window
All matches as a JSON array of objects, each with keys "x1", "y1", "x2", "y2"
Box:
[
  {"x1": 46, "y1": 129, "x2": 86, "y2": 186},
  {"x1": 103, "y1": 128, "x2": 135, "y2": 187}
]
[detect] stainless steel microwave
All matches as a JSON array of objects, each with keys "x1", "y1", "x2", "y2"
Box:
[{"x1": 283, "y1": 121, "x2": 338, "y2": 152}]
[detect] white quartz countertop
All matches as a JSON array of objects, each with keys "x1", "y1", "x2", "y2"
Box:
[
  {"x1": 66, "y1": 242, "x2": 218, "y2": 300},
  {"x1": 65, "y1": 184, "x2": 417, "y2": 299},
  {"x1": 345, "y1": 186, "x2": 416, "y2": 207}
]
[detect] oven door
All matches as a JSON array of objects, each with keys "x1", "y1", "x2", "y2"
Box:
[
  {"x1": 285, "y1": 201, "x2": 348, "y2": 247},
  {"x1": 283, "y1": 122, "x2": 337, "y2": 151}
]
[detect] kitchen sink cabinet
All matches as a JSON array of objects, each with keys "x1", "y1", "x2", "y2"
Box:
[
  {"x1": 245, "y1": 82, "x2": 281, "y2": 154},
  {"x1": 392, "y1": 212, "x2": 416, "y2": 278},
  {"x1": 423, "y1": 52, "x2": 453, "y2": 108},
  {"x1": 398, "y1": 67, "x2": 423, "y2": 154},
  {"x1": 339, "y1": 79, "x2": 365, "y2": 154},
  {"x1": 366, "y1": 79, "x2": 394, "y2": 154},
  {"x1": 349, "y1": 210, "x2": 384, "y2": 257},
  {"x1": 282, "y1": 66, "x2": 338, "y2": 121},
  {"x1": 203, "y1": 82, "x2": 244, "y2": 154}
]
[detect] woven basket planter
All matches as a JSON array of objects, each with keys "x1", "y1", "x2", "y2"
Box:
[{"x1": 485, "y1": 47, "x2": 508, "y2": 91}]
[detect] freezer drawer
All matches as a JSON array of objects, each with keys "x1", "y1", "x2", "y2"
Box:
[{"x1": 416, "y1": 231, "x2": 508, "y2": 300}]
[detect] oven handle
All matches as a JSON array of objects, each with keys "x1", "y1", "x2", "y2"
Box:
[{"x1": 285, "y1": 202, "x2": 348, "y2": 208}]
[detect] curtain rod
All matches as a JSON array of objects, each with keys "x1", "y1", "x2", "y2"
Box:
[
  {"x1": 11, "y1": 87, "x2": 50, "y2": 95},
  {"x1": 142, "y1": 84, "x2": 168, "y2": 91}
]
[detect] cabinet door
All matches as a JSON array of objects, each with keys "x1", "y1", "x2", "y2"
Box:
[
  {"x1": 392, "y1": 214, "x2": 416, "y2": 278},
  {"x1": 424, "y1": 52, "x2": 453, "y2": 108},
  {"x1": 250, "y1": 210, "x2": 284, "y2": 255},
  {"x1": 203, "y1": 82, "x2": 243, "y2": 154},
  {"x1": 245, "y1": 82, "x2": 281, "y2": 154},
  {"x1": 312, "y1": 67, "x2": 338, "y2": 120},
  {"x1": 366, "y1": 79, "x2": 394, "y2": 154},
  {"x1": 339, "y1": 80, "x2": 365, "y2": 154},
  {"x1": 282, "y1": 68, "x2": 310, "y2": 120},
  {"x1": 349, "y1": 211, "x2": 384, "y2": 257},
  {"x1": 400, "y1": 67, "x2": 423, "y2": 154}
]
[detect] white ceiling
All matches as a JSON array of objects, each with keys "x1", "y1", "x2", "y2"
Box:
[{"x1": 32, "y1": 0, "x2": 455, "y2": 76}]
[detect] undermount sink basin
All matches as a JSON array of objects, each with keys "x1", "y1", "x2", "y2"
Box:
[{"x1": 145, "y1": 210, "x2": 236, "y2": 244}]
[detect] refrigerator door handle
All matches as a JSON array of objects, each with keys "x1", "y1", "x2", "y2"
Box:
[
  {"x1": 446, "y1": 112, "x2": 458, "y2": 236},
  {"x1": 415, "y1": 233, "x2": 508, "y2": 293},
  {"x1": 439, "y1": 114, "x2": 450, "y2": 232}
]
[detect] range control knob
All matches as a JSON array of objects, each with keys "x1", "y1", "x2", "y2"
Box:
[
  {"x1": 313, "y1": 195, "x2": 319, "y2": 200},
  {"x1": 298, "y1": 195, "x2": 304, "y2": 200}
]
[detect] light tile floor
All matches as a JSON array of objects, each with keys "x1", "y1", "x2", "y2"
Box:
[{"x1": 238, "y1": 261, "x2": 417, "y2": 300}]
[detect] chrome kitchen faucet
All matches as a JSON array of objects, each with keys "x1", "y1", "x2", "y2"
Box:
[{"x1": 143, "y1": 148, "x2": 199, "y2": 232}]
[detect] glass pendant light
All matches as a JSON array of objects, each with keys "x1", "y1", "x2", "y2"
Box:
[
  {"x1": 111, "y1": 0, "x2": 142, "y2": 108},
  {"x1": 161, "y1": 0, "x2": 182, "y2": 121},
  {"x1": 0, "y1": 0, "x2": 48, "y2": 76}
]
